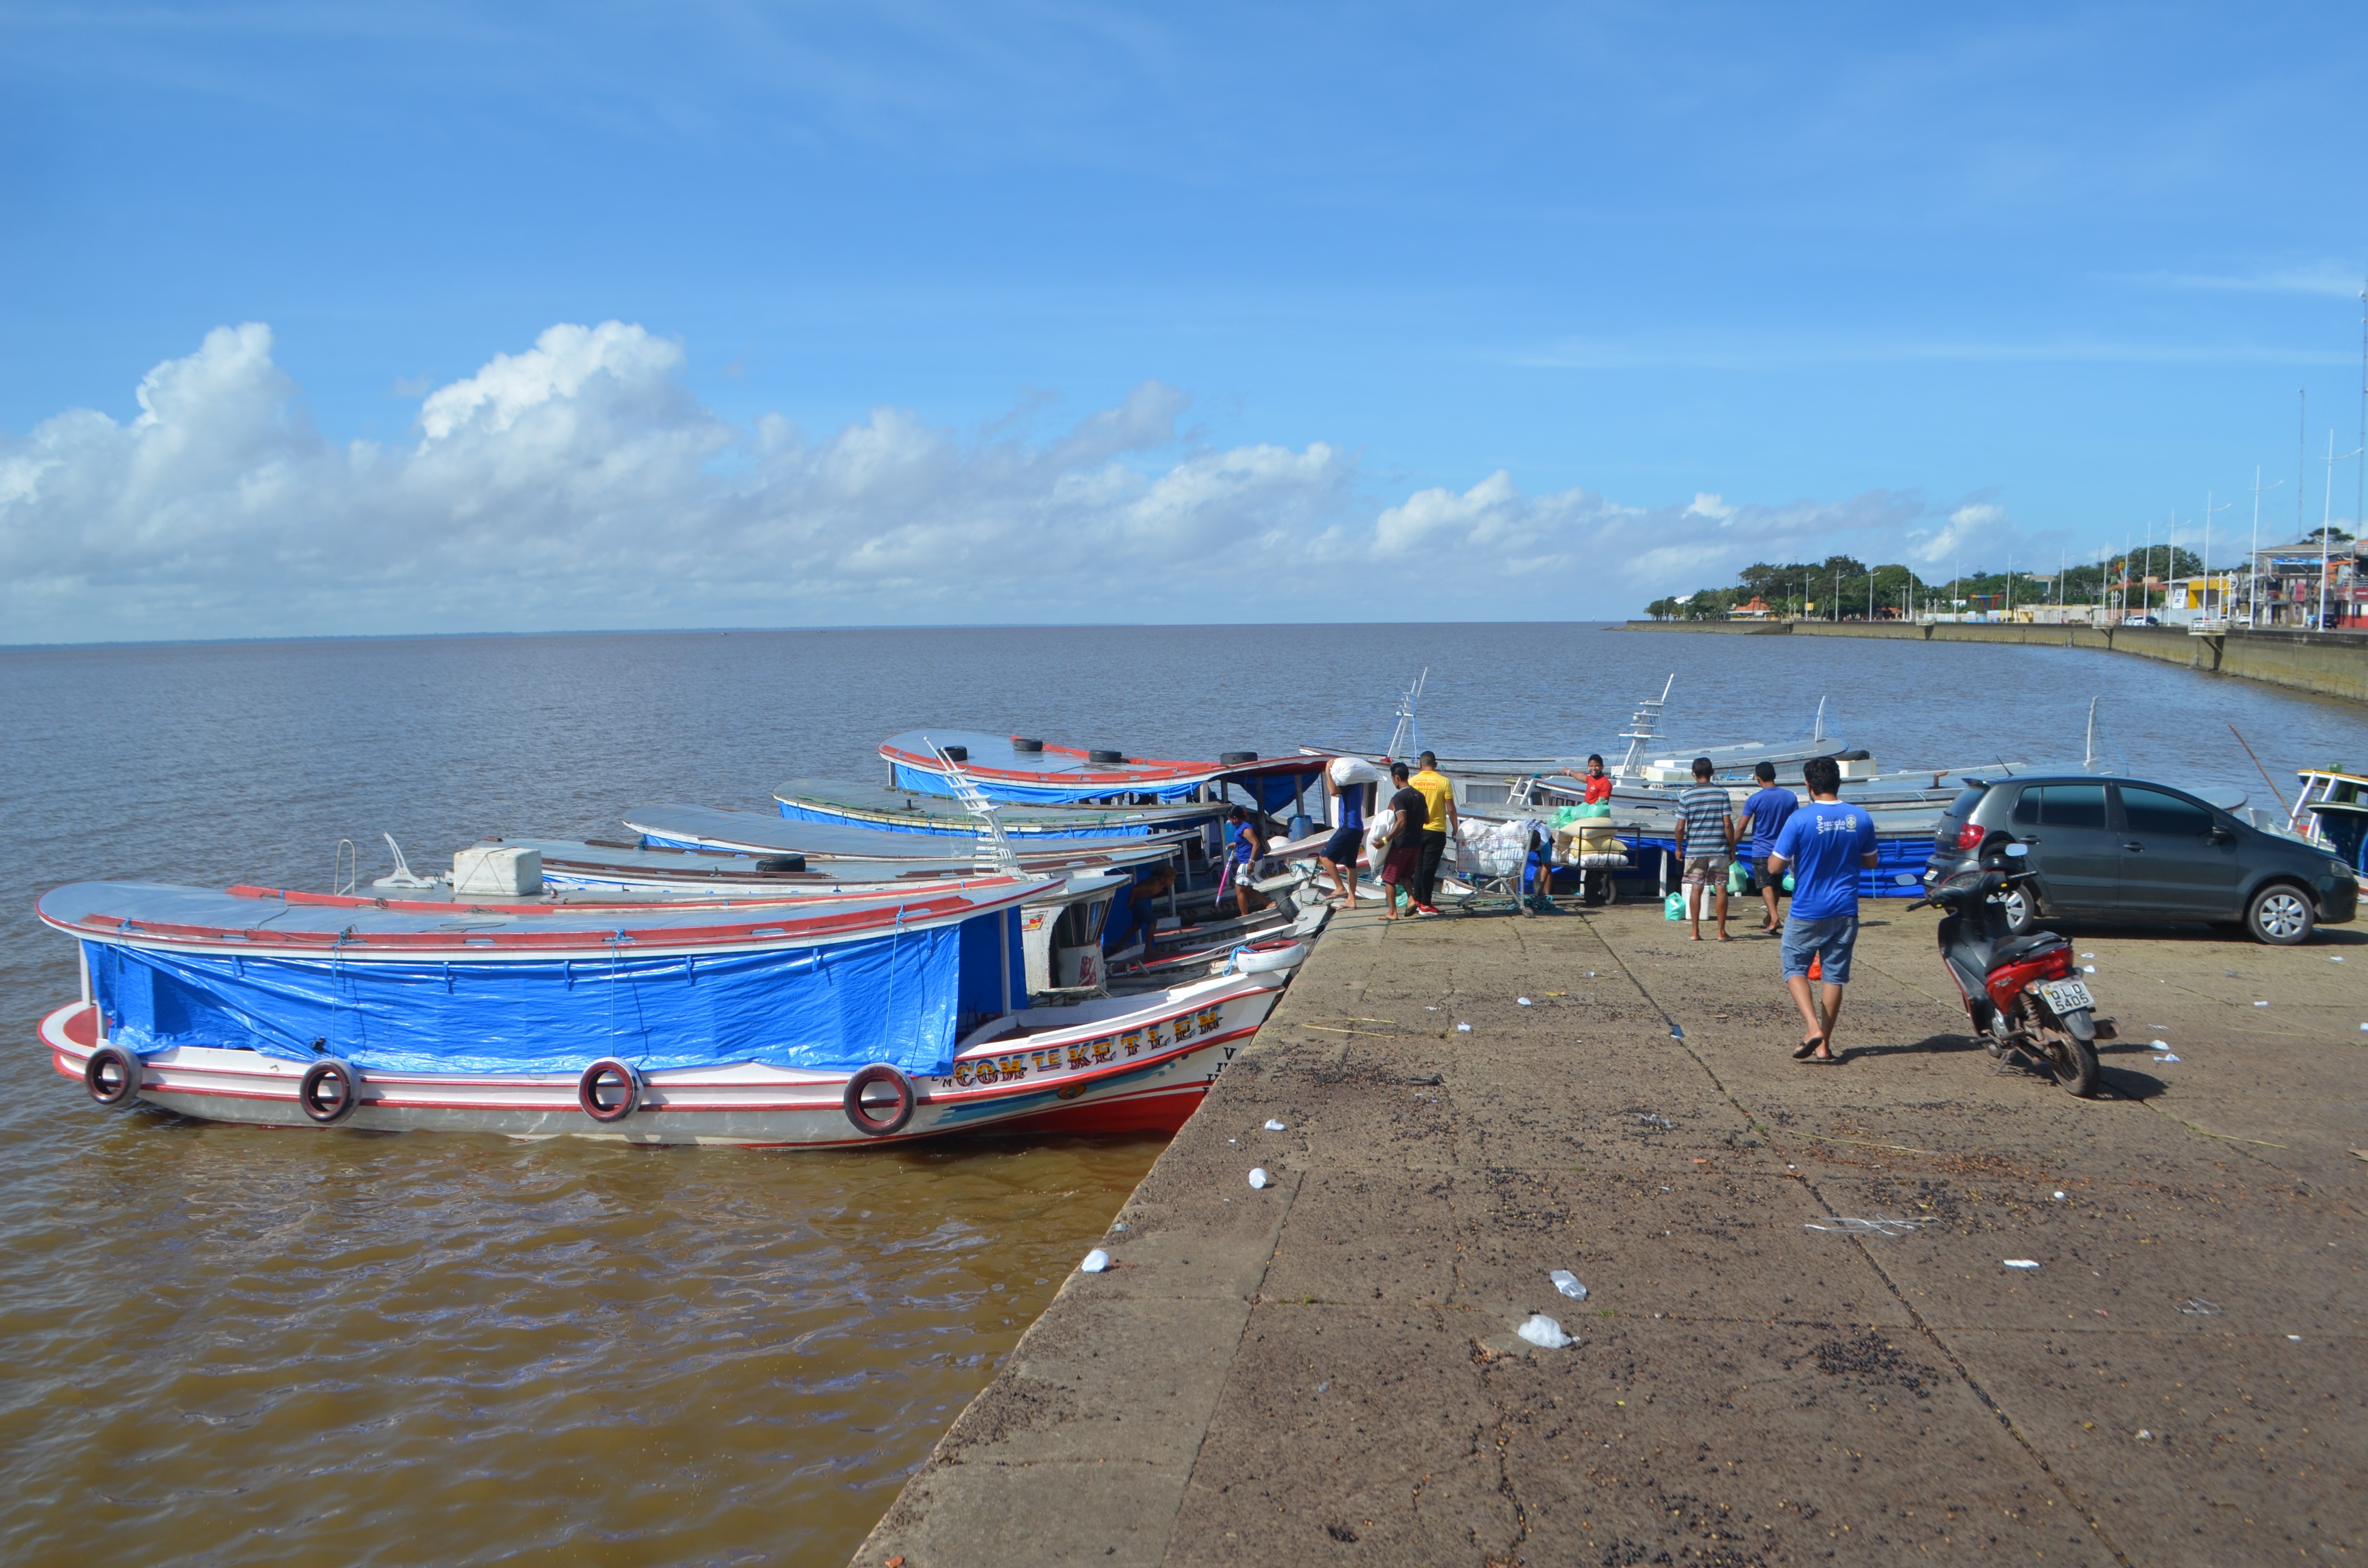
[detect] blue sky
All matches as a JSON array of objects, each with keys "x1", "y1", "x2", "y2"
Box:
[{"x1": 4, "y1": 2, "x2": 2365, "y2": 640}]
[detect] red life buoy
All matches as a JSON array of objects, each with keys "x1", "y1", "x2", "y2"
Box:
[
  {"x1": 842, "y1": 1063, "x2": 916, "y2": 1136},
  {"x1": 298, "y1": 1058, "x2": 361, "y2": 1124},
  {"x1": 84, "y1": 1045, "x2": 141, "y2": 1106},
  {"x1": 578, "y1": 1058, "x2": 643, "y2": 1123}
]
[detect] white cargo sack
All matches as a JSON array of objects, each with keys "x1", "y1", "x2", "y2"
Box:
[{"x1": 1455, "y1": 819, "x2": 1531, "y2": 879}]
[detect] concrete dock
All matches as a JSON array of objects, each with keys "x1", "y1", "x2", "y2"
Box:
[
  {"x1": 1616, "y1": 618, "x2": 2368, "y2": 707},
  {"x1": 855, "y1": 898, "x2": 2366, "y2": 1566}
]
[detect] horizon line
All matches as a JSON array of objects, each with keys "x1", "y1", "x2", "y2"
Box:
[{"x1": 0, "y1": 619, "x2": 1626, "y2": 655}]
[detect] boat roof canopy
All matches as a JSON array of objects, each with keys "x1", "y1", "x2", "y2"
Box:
[{"x1": 624, "y1": 803, "x2": 1184, "y2": 864}]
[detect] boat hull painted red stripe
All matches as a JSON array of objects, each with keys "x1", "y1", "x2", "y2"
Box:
[{"x1": 34, "y1": 963, "x2": 1286, "y2": 1147}]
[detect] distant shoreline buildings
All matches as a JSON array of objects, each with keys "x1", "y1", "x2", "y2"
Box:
[{"x1": 1647, "y1": 537, "x2": 2366, "y2": 631}]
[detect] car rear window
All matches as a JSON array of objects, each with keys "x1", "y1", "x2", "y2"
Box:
[
  {"x1": 2121, "y1": 785, "x2": 2213, "y2": 838},
  {"x1": 1947, "y1": 785, "x2": 1988, "y2": 820},
  {"x1": 2013, "y1": 784, "x2": 2109, "y2": 830}
]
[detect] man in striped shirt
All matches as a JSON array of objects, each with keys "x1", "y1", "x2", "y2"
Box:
[{"x1": 1676, "y1": 756, "x2": 1737, "y2": 941}]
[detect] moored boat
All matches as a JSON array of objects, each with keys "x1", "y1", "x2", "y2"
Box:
[
  {"x1": 37, "y1": 875, "x2": 1305, "y2": 1145},
  {"x1": 622, "y1": 802, "x2": 1184, "y2": 865},
  {"x1": 483, "y1": 839, "x2": 1136, "y2": 995},
  {"x1": 880, "y1": 730, "x2": 1325, "y2": 809},
  {"x1": 2287, "y1": 766, "x2": 2368, "y2": 872},
  {"x1": 774, "y1": 777, "x2": 1220, "y2": 840}
]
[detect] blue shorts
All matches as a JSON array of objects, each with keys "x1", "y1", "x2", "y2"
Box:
[
  {"x1": 1781, "y1": 913, "x2": 1858, "y2": 984},
  {"x1": 1320, "y1": 826, "x2": 1363, "y2": 865}
]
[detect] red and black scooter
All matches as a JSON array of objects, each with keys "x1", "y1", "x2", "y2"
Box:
[{"x1": 1910, "y1": 843, "x2": 2113, "y2": 1097}]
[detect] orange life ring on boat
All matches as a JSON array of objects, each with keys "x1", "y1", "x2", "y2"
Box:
[
  {"x1": 842, "y1": 1063, "x2": 916, "y2": 1136},
  {"x1": 578, "y1": 1058, "x2": 643, "y2": 1123},
  {"x1": 298, "y1": 1058, "x2": 361, "y2": 1124},
  {"x1": 84, "y1": 1044, "x2": 140, "y2": 1106}
]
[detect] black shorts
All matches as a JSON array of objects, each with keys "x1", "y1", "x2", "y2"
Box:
[
  {"x1": 1320, "y1": 826, "x2": 1364, "y2": 865},
  {"x1": 1756, "y1": 856, "x2": 1783, "y2": 894}
]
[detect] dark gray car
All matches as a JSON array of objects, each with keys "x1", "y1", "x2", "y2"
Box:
[{"x1": 1925, "y1": 775, "x2": 2360, "y2": 944}]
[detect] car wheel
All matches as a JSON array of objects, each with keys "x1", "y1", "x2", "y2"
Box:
[
  {"x1": 2245, "y1": 883, "x2": 2315, "y2": 946},
  {"x1": 2001, "y1": 886, "x2": 2037, "y2": 936}
]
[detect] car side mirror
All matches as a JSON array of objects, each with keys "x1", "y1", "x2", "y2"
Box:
[
  {"x1": 2004, "y1": 842, "x2": 2029, "y2": 858},
  {"x1": 2208, "y1": 823, "x2": 2233, "y2": 842}
]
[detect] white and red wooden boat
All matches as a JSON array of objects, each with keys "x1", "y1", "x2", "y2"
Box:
[
  {"x1": 35, "y1": 876, "x2": 1306, "y2": 1146},
  {"x1": 880, "y1": 730, "x2": 1327, "y2": 808}
]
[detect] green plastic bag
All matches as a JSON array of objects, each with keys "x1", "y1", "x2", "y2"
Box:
[
  {"x1": 1574, "y1": 801, "x2": 1611, "y2": 819},
  {"x1": 1551, "y1": 806, "x2": 1581, "y2": 828},
  {"x1": 1727, "y1": 860, "x2": 1751, "y2": 894},
  {"x1": 1664, "y1": 890, "x2": 1688, "y2": 921}
]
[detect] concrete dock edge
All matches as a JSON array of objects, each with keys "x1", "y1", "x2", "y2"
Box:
[
  {"x1": 1613, "y1": 619, "x2": 2368, "y2": 707},
  {"x1": 852, "y1": 901, "x2": 2367, "y2": 1566}
]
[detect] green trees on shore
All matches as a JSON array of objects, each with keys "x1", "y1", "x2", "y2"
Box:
[{"x1": 1642, "y1": 548, "x2": 2208, "y2": 621}]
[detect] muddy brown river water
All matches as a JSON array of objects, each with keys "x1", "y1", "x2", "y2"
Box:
[{"x1": 3, "y1": 625, "x2": 2362, "y2": 1564}]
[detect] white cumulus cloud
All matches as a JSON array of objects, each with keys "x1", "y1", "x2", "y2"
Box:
[{"x1": 0, "y1": 321, "x2": 2025, "y2": 642}]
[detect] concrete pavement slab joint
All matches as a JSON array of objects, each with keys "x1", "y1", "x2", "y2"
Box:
[{"x1": 1577, "y1": 910, "x2": 2143, "y2": 1566}]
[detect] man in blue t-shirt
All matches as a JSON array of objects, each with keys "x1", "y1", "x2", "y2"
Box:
[
  {"x1": 1318, "y1": 759, "x2": 1369, "y2": 910},
  {"x1": 1766, "y1": 755, "x2": 1877, "y2": 1064},
  {"x1": 1739, "y1": 760, "x2": 1799, "y2": 934}
]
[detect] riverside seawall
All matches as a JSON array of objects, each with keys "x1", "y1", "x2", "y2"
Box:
[
  {"x1": 1614, "y1": 619, "x2": 2368, "y2": 707},
  {"x1": 850, "y1": 903, "x2": 2367, "y2": 1567}
]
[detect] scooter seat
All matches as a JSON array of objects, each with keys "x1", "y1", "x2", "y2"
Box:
[{"x1": 1991, "y1": 932, "x2": 2065, "y2": 967}]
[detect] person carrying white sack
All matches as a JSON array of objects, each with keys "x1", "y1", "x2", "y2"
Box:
[
  {"x1": 1367, "y1": 762, "x2": 1426, "y2": 920},
  {"x1": 1318, "y1": 755, "x2": 1381, "y2": 910}
]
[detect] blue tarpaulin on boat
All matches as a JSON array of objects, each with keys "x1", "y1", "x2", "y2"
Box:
[
  {"x1": 1235, "y1": 770, "x2": 1320, "y2": 814},
  {"x1": 85, "y1": 911, "x2": 1024, "y2": 1077}
]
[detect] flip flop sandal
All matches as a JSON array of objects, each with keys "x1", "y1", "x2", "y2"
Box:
[{"x1": 1792, "y1": 1036, "x2": 1825, "y2": 1060}]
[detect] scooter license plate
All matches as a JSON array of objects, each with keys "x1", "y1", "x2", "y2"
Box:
[{"x1": 2034, "y1": 979, "x2": 2095, "y2": 1014}]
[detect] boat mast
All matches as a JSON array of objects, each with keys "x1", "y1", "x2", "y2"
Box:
[
  {"x1": 927, "y1": 737, "x2": 1021, "y2": 876},
  {"x1": 1381, "y1": 669, "x2": 1428, "y2": 761},
  {"x1": 1613, "y1": 675, "x2": 1675, "y2": 780},
  {"x1": 2320, "y1": 431, "x2": 2362, "y2": 629},
  {"x1": 2248, "y1": 467, "x2": 2279, "y2": 628}
]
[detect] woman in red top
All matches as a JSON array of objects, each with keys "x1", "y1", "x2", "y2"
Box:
[{"x1": 1579, "y1": 753, "x2": 1613, "y2": 805}]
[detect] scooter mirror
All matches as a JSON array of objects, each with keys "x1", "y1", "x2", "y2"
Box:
[{"x1": 2004, "y1": 843, "x2": 2029, "y2": 858}]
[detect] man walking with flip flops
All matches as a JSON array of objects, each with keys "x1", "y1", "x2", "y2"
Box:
[
  {"x1": 1676, "y1": 757, "x2": 1737, "y2": 941},
  {"x1": 1766, "y1": 754, "x2": 1878, "y2": 1064}
]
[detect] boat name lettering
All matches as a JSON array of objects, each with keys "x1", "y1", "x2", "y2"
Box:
[
  {"x1": 954, "y1": 1007, "x2": 1228, "y2": 1089},
  {"x1": 951, "y1": 1054, "x2": 1033, "y2": 1089}
]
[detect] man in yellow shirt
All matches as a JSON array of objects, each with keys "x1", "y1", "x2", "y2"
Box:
[{"x1": 1408, "y1": 750, "x2": 1458, "y2": 915}]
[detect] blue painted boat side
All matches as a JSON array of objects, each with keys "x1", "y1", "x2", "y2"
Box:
[
  {"x1": 888, "y1": 759, "x2": 1210, "y2": 806},
  {"x1": 776, "y1": 795, "x2": 1165, "y2": 839}
]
